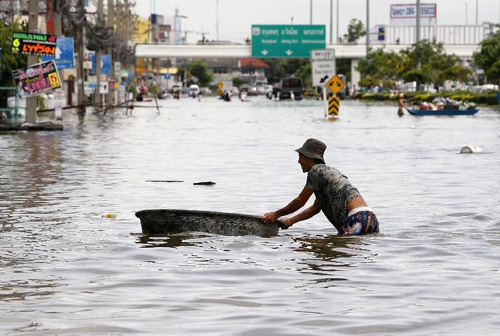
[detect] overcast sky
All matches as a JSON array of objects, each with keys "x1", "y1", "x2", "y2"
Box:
[{"x1": 134, "y1": 0, "x2": 500, "y2": 43}]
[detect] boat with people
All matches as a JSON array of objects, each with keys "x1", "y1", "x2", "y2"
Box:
[
  {"x1": 406, "y1": 96, "x2": 479, "y2": 116},
  {"x1": 407, "y1": 108, "x2": 479, "y2": 116}
]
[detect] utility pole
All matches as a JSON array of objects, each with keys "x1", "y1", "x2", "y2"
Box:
[
  {"x1": 475, "y1": 0, "x2": 479, "y2": 25},
  {"x1": 329, "y1": 0, "x2": 333, "y2": 43},
  {"x1": 77, "y1": 0, "x2": 86, "y2": 114},
  {"x1": 216, "y1": 0, "x2": 219, "y2": 40},
  {"x1": 336, "y1": 0, "x2": 339, "y2": 43},
  {"x1": 95, "y1": 0, "x2": 103, "y2": 109},
  {"x1": 53, "y1": 0, "x2": 62, "y2": 36},
  {"x1": 26, "y1": 0, "x2": 38, "y2": 123},
  {"x1": 416, "y1": 0, "x2": 421, "y2": 43},
  {"x1": 107, "y1": 0, "x2": 115, "y2": 107},
  {"x1": 366, "y1": 0, "x2": 370, "y2": 57},
  {"x1": 310, "y1": 0, "x2": 313, "y2": 24}
]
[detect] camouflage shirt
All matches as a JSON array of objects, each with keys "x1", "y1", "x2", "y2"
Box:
[{"x1": 305, "y1": 164, "x2": 361, "y2": 231}]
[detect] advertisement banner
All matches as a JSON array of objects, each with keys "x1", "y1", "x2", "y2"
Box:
[
  {"x1": 12, "y1": 32, "x2": 57, "y2": 57},
  {"x1": 12, "y1": 60, "x2": 62, "y2": 98},
  {"x1": 390, "y1": 3, "x2": 437, "y2": 25}
]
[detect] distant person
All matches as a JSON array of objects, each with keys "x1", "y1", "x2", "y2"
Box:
[
  {"x1": 262, "y1": 139, "x2": 379, "y2": 235},
  {"x1": 398, "y1": 93, "x2": 407, "y2": 116}
]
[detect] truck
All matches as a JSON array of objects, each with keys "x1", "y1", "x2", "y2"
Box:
[{"x1": 272, "y1": 77, "x2": 305, "y2": 100}]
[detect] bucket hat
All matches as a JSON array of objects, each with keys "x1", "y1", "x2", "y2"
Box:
[{"x1": 295, "y1": 138, "x2": 326, "y2": 163}]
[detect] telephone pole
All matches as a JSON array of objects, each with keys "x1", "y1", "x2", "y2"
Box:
[
  {"x1": 95, "y1": 0, "x2": 104, "y2": 109},
  {"x1": 366, "y1": 0, "x2": 370, "y2": 57},
  {"x1": 77, "y1": 0, "x2": 86, "y2": 114},
  {"x1": 53, "y1": 0, "x2": 62, "y2": 36},
  {"x1": 107, "y1": 0, "x2": 115, "y2": 107},
  {"x1": 26, "y1": 0, "x2": 38, "y2": 123}
]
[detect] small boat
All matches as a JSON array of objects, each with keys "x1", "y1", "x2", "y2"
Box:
[
  {"x1": 407, "y1": 108, "x2": 479, "y2": 116},
  {"x1": 136, "y1": 209, "x2": 281, "y2": 237}
]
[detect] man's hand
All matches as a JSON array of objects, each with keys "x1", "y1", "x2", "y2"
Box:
[{"x1": 262, "y1": 211, "x2": 278, "y2": 224}]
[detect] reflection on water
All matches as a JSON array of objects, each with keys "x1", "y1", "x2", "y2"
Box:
[
  {"x1": 137, "y1": 233, "x2": 200, "y2": 248},
  {"x1": 1, "y1": 98, "x2": 500, "y2": 335}
]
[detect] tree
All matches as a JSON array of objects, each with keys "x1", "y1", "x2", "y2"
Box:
[
  {"x1": 341, "y1": 19, "x2": 366, "y2": 43},
  {"x1": 473, "y1": 27, "x2": 500, "y2": 84},
  {"x1": 188, "y1": 61, "x2": 214, "y2": 87},
  {"x1": 357, "y1": 49, "x2": 404, "y2": 83},
  {"x1": 400, "y1": 39, "x2": 470, "y2": 89},
  {"x1": 0, "y1": 21, "x2": 27, "y2": 88},
  {"x1": 262, "y1": 58, "x2": 311, "y2": 87}
]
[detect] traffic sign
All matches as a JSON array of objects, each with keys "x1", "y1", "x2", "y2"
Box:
[
  {"x1": 311, "y1": 49, "x2": 335, "y2": 87},
  {"x1": 42, "y1": 37, "x2": 75, "y2": 69},
  {"x1": 251, "y1": 25, "x2": 326, "y2": 58},
  {"x1": 326, "y1": 75, "x2": 344, "y2": 94},
  {"x1": 92, "y1": 54, "x2": 112, "y2": 75},
  {"x1": 328, "y1": 96, "x2": 340, "y2": 116}
]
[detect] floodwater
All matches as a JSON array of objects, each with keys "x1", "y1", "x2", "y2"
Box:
[{"x1": 1, "y1": 96, "x2": 499, "y2": 335}]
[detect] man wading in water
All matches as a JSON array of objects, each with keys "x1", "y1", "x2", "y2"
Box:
[{"x1": 262, "y1": 139, "x2": 379, "y2": 235}]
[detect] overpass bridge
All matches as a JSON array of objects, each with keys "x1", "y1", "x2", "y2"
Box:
[
  {"x1": 135, "y1": 43, "x2": 480, "y2": 59},
  {"x1": 135, "y1": 24, "x2": 486, "y2": 87},
  {"x1": 135, "y1": 42, "x2": 480, "y2": 88}
]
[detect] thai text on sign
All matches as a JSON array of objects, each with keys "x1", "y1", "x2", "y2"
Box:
[
  {"x1": 12, "y1": 60, "x2": 62, "y2": 98},
  {"x1": 12, "y1": 32, "x2": 57, "y2": 57}
]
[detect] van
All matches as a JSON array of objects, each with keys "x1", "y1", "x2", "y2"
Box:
[
  {"x1": 278, "y1": 77, "x2": 305, "y2": 100},
  {"x1": 189, "y1": 84, "x2": 200, "y2": 98}
]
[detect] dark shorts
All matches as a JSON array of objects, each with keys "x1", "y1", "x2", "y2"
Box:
[{"x1": 340, "y1": 211, "x2": 379, "y2": 236}]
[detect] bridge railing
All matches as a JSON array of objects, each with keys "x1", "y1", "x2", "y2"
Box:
[{"x1": 369, "y1": 25, "x2": 486, "y2": 45}]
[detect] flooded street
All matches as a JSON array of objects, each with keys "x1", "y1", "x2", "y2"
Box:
[{"x1": 1, "y1": 97, "x2": 500, "y2": 335}]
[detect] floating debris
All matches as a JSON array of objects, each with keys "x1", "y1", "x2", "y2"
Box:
[
  {"x1": 193, "y1": 181, "x2": 216, "y2": 186},
  {"x1": 460, "y1": 146, "x2": 484, "y2": 154}
]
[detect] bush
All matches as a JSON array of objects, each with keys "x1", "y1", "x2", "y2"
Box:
[{"x1": 360, "y1": 93, "x2": 390, "y2": 101}]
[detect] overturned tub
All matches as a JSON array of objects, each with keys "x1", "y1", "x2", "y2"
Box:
[{"x1": 136, "y1": 209, "x2": 281, "y2": 237}]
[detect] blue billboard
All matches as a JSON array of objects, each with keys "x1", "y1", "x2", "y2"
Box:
[
  {"x1": 92, "y1": 54, "x2": 112, "y2": 75},
  {"x1": 42, "y1": 37, "x2": 75, "y2": 69}
]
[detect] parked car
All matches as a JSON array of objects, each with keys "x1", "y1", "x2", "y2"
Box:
[
  {"x1": 240, "y1": 84, "x2": 258, "y2": 96},
  {"x1": 189, "y1": 84, "x2": 200, "y2": 98},
  {"x1": 200, "y1": 87, "x2": 212, "y2": 95},
  {"x1": 257, "y1": 85, "x2": 272, "y2": 95}
]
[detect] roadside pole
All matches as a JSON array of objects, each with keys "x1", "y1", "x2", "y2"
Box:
[
  {"x1": 107, "y1": 0, "x2": 115, "y2": 108},
  {"x1": 26, "y1": 0, "x2": 38, "y2": 123},
  {"x1": 323, "y1": 86, "x2": 328, "y2": 117},
  {"x1": 95, "y1": 0, "x2": 103, "y2": 109},
  {"x1": 77, "y1": 0, "x2": 86, "y2": 114}
]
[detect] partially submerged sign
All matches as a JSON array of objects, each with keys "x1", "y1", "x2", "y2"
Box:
[
  {"x1": 326, "y1": 75, "x2": 345, "y2": 94},
  {"x1": 12, "y1": 32, "x2": 57, "y2": 57},
  {"x1": 311, "y1": 49, "x2": 336, "y2": 87},
  {"x1": 251, "y1": 25, "x2": 326, "y2": 58},
  {"x1": 12, "y1": 60, "x2": 62, "y2": 98}
]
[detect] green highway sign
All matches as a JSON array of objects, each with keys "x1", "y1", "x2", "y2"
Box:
[{"x1": 251, "y1": 25, "x2": 326, "y2": 58}]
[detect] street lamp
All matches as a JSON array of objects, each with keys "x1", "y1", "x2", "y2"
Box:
[{"x1": 310, "y1": 0, "x2": 313, "y2": 24}]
